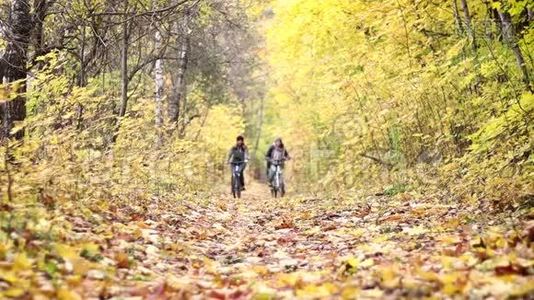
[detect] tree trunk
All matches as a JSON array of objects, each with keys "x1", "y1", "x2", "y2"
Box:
[
  {"x1": 0, "y1": 0, "x2": 32, "y2": 140},
  {"x1": 252, "y1": 95, "x2": 265, "y2": 178},
  {"x1": 78, "y1": 25, "x2": 87, "y2": 86},
  {"x1": 119, "y1": 1, "x2": 130, "y2": 117},
  {"x1": 483, "y1": 3, "x2": 501, "y2": 41},
  {"x1": 460, "y1": 0, "x2": 477, "y2": 51},
  {"x1": 32, "y1": 0, "x2": 48, "y2": 59},
  {"x1": 452, "y1": 0, "x2": 464, "y2": 35},
  {"x1": 498, "y1": 10, "x2": 532, "y2": 91},
  {"x1": 154, "y1": 29, "x2": 164, "y2": 146},
  {"x1": 168, "y1": 11, "x2": 190, "y2": 125}
]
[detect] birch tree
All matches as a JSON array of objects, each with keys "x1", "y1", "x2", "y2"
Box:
[{"x1": 154, "y1": 27, "x2": 164, "y2": 146}]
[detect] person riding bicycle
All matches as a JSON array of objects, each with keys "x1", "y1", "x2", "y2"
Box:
[
  {"x1": 265, "y1": 137, "x2": 290, "y2": 186},
  {"x1": 228, "y1": 135, "x2": 249, "y2": 190}
]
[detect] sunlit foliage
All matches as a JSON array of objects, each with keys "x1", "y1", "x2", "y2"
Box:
[{"x1": 260, "y1": 0, "x2": 533, "y2": 205}]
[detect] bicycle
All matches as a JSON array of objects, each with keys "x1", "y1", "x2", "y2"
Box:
[
  {"x1": 230, "y1": 161, "x2": 246, "y2": 198},
  {"x1": 268, "y1": 159, "x2": 286, "y2": 198}
]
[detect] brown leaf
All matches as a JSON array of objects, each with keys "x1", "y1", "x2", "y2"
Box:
[
  {"x1": 277, "y1": 233, "x2": 296, "y2": 245},
  {"x1": 115, "y1": 251, "x2": 130, "y2": 269},
  {"x1": 381, "y1": 214, "x2": 402, "y2": 223},
  {"x1": 353, "y1": 204, "x2": 371, "y2": 217},
  {"x1": 495, "y1": 263, "x2": 528, "y2": 276},
  {"x1": 454, "y1": 240, "x2": 469, "y2": 256},
  {"x1": 207, "y1": 289, "x2": 227, "y2": 300},
  {"x1": 523, "y1": 221, "x2": 534, "y2": 243},
  {"x1": 275, "y1": 216, "x2": 294, "y2": 230},
  {"x1": 321, "y1": 222, "x2": 337, "y2": 231}
]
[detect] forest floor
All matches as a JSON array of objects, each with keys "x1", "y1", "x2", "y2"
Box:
[{"x1": 1, "y1": 181, "x2": 533, "y2": 299}]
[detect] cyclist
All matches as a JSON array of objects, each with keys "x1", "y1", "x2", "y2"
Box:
[
  {"x1": 265, "y1": 137, "x2": 290, "y2": 186},
  {"x1": 227, "y1": 135, "x2": 249, "y2": 190}
]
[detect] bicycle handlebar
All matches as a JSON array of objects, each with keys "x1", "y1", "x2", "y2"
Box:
[{"x1": 266, "y1": 158, "x2": 290, "y2": 162}]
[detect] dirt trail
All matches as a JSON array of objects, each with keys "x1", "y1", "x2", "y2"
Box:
[
  {"x1": 128, "y1": 181, "x2": 369, "y2": 298},
  {"x1": 74, "y1": 181, "x2": 533, "y2": 299}
]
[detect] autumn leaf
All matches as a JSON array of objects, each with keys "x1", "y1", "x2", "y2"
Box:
[
  {"x1": 13, "y1": 253, "x2": 32, "y2": 271},
  {"x1": 115, "y1": 251, "x2": 130, "y2": 269},
  {"x1": 57, "y1": 288, "x2": 82, "y2": 300}
]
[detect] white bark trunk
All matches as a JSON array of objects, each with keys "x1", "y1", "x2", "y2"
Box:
[
  {"x1": 119, "y1": 1, "x2": 129, "y2": 117},
  {"x1": 154, "y1": 29, "x2": 164, "y2": 146}
]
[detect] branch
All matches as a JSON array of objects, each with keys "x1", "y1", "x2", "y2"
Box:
[
  {"x1": 360, "y1": 153, "x2": 393, "y2": 169},
  {"x1": 93, "y1": 0, "x2": 191, "y2": 19}
]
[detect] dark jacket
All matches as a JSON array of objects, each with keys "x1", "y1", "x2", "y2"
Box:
[{"x1": 228, "y1": 145, "x2": 249, "y2": 163}]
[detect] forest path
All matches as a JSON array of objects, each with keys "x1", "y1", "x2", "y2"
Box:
[
  {"x1": 72, "y1": 181, "x2": 532, "y2": 299},
  {"x1": 102, "y1": 181, "x2": 377, "y2": 298}
]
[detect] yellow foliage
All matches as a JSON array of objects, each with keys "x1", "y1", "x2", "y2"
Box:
[{"x1": 258, "y1": 0, "x2": 532, "y2": 201}]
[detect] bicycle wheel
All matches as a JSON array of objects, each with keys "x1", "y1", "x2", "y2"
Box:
[
  {"x1": 272, "y1": 178, "x2": 278, "y2": 198},
  {"x1": 275, "y1": 173, "x2": 282, "y2": 198},
  {"x1": 280, "y1": 174, "x2": 285, "y2": 197},
  {"x1": 231, "y1": 173, "x2": 238, "y2": 198},
  {"x1": 235, "y1": 173, "x2": 242, "y2": 198}
]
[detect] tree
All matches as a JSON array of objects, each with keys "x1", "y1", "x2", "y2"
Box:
[
  {"x1": 460, "y1": 0, "x2": 477, "y2": 51},
  {"x1": 154, "y1": 5, "x2": 165, "y2": 146},
  {"x1": 0, "y1": 0, "x2": 32, "y2": 139},
  {"x1": 168, "y1": 5, "x2": 194, "y2": 125},
  {"x1": 497, "y1": 8, "x2": 532, "y2": 91},
  {"x1": 119, "y1": 0, "x2": 130, "y2": 117}
]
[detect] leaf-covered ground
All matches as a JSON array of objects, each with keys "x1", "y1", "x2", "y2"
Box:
[{"x1": 1, "y1": 182, "x2": 533, "y2": 299}]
